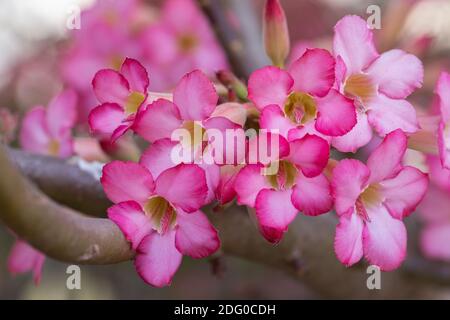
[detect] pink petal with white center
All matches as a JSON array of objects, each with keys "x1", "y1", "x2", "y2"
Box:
[
  {"x1": 380, "y1": 166, "x2": 428, "y2": 219},
  {"x1": 173, "y1": 70, "x2": 218, "y2": 121},
  {"x1": 367, "y1": 49, "x2": 423, "y2": 99},
  {"x1": 154, "y1": 164, "x2": 208, "y2": 213},
  {"x1": 133, "y1": 99, "x2": 182, "y2": 143},
  {"x1": 140, "y1": 139, "x2": 179, "y2": 178},
  {"x1": 46, "y1": 89, "x2": 77, "y2": 137},
  {"x1": 135, "y1": 230, "x2": 182, "y2": 287},
  {"x1": 175, "y1": 210, "x2": 220, "y2": 258},
  {"x1": 367, "y1": 129, "x2": 407, "y2": 184},
  {"x1": 88, "y1": 103, "x2": 125, "y2": 135},
  {"x1": 107, "y1": 201, "x2": 153, "y2": 250},
  {"x1": 8, "y1": 240, "x2": 45, "y2": 285},
  {"x1": 292, "y1": 173, "x2": 332, "y2": 216},
  {"x1": 421, "y1": 224, "x2": 450, "y2": 261},
  {"x1": 367, "y1": 94, "x2": 419, "y2": 135},
  {"x1": 247, "y1": 66, "x2": 293, "y2": 110},
  {"x1": 334, "y1": 212, "x2": 364, "y2": 267},
  {"x1": 260, "y1": 104, "x2": 296, "y2": 139},
  {"x1": 19, "y1": 107, "x2": 50, "y2": 155},
  {"x1": 101, "y1": 161, "x2": 155, "y2": 204},
  {"x1": 288, "y1": 134, "x2": 330, "y2": 178},
  {"x1": 331, "y1": 159, "x2": 370, "y2": 216},
  {"x1": 333, "y1": 15, "x2": 379, "y2": 76},
  {"x1": 92, "y1": 69, "x2": 130, "y2": 105},
  {"x1": 289, "y1": 48, "x2": 335, "y2": 97},
  {"x1": 331, "y1": 110, "x2": 373, "y2": 153},
  {"x1": 255, "y1": 189, "x2": 298, "y2": 235},
  {"x1": 315, "y1": 89, "x2": 356, "y2": 136},
  {"x1": 363, "y1": 205, "x2": 407, "y2": 271},
  {"x1": 120, "y1": 58, "x2": 149, "y2": 93},
  {"x1": 234, "y1": 164, "x2": 271, "y2": 207}
]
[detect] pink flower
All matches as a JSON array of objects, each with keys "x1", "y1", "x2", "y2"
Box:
[
  {"x1": 332, "y1": 130, "x2": 428, "y2": 270},
  {"x1": 332, "y1": 15, "x2": 423, "y2": 152},
  {"x1": 19, "y1": 89, "x2": 77, "y2": 158},
  {"x1": 102, "y1": 161, "x2": 219, "y2": 287},
  {"x1": 140, "y1": 0, "x2": 228, "y2": 89},
  {"x1": 8, "y1": 240, "x2": 45, "y2": 285},
  {"x1": 435, "y1": 72, "x2": 450, "y2": 169},
  {"x1": 248, "y1": 48, "x2": 356, "y2": 139},
  {"x1": 234, "y1": 132, "x2": 332, "y2": 243},
  {"x1": 89, "y1": 58, "x2": 150, "y2": 142}
]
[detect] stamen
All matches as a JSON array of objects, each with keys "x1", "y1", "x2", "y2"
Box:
[
  {"x1": 267, "y1": 160, "x2": 298, "y2": 190},
  {"x1": 284, "y1": 92, "x2": 317, "y2": 125},
  {"x1": 144, "y1": 196, "x2": 177, "y2": 234},
  {"x1": 125, "y1": 91, "x2": 146, "y2": 115}
]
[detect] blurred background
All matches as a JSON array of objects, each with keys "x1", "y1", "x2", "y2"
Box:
[{"x1": 1, "y1": 0, "x2": 450, "y2": 299}]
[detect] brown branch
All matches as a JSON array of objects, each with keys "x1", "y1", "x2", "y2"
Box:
[
  {"x1": 3, "y1": 148, "x2": 450, "y2": 298},
  {"x1": 0, "y1": 145, "x2": 133, "y2": 264}
]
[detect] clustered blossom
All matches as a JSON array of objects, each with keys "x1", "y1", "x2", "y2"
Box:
[{"x1": 11, "y1": 0, "x2": 445, "y2": 288}]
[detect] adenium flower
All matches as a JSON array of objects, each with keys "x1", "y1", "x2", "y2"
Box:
[
  {"x1": 20, "y1": 89, "x2": 77, "y2": 158},
  {"x1": 89, "y1": 58, "x2": 149, "y2": 142},
  {"x1": 248, "y1": 48, "x2": 356, "y2": 140},
  {"x1": 102, "y1": 161, "x2": 219, "y2": 287},
  {"x1": 435, "y1": 72, "x2": 450, "y2": 169},
  {"x1": 8, "y1": 240, "x2": 45, "y2": 285},
  {"x1": 234, "y1": 132, "x2": 332, "y2": 243},
  {"x1": 332, "y1": 129, "x2": 428, "y2": 270},
  {"x1": 332, "y1": 15, "x2": 423, "y2": 152}
]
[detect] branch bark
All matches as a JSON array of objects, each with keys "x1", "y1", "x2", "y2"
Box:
[{"x1": 3, "y1": 147, "x2": 450, "y2": 298}]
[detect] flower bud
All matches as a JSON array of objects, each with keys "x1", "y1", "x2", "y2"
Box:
[{"x1": 263, "y1": 0, "x2": 290, "y2": 68}]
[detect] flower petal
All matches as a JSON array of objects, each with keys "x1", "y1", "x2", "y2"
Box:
[
  {"x1": 175, "y1": 210, "x2": 220, "y2": 258},
  {"x1": 8, "y1": 240, "x2": 45, "y2": 285},
  {"x1": 155, "y1": 164, "x2": 208, "y2": 212},
  {"x1": 120, "y1": 58, "x2": 149, "y2": 93},
  {"x1": 88, "y1": 103, "x2": 125, "y2": 135},
  {"x1": 363, "y1": 205, "x2": 407, "y2": 271},
  {"x1": 248, "y1": 66, "x2": 293, "y2": 110},
  {"x1": 288, "y1": 134, "x2": 330, "y2": 177},
  {"x1": 331, "y1": 111, "x2": 373, "y2": 153},
  {"x1": 19, "y1": 107, "x2": 51, "y2": 155},
  {"x1": 140, "y1": 139, "x2": 179, "y2": 178},
  {"x1": 380, "y1": 166, "x2": 428, "y2": 219},
  {"x1": 255, "y1": 189, "x2": 298, "y2": 240},
  {"x1": 367, "y1": 94, "x2": 419, "y2": 135},
  {"x1": 333, "y1": 15, "x2": 379, "y2": 75},
  {"x1": 173, "y1": 70, "x2": 218, "y2": 120},
  {"x1": 436, "y1": 72, "x2": 450, "y2": 169},
  {"x1": 334, "y1": 212, "x2": 364, "y2": 267},
  {"x1": 135, "y1": 230, "x2": 182, "y2": 287},
  {"x1": 101, "y1": 161, "x2": 155, "y2": 204},
  {"x1": 315, "y1": 89, "x2": 356, "y2": 136},
  {"x1": 260, "y1": 104, "x2": 296, "y2": 139},
  {"x1": 367, "y1": 129, "x2": 407, "y2": 184},
  {"x1": 133, "y1": 99, "x2": 182, "y2": 142},
  {"x1": 234, "y1": 164, "x2": 271, "y2": 207},
  {"x1": 420, "y1": 224, "x2": 450, "y2": 261},
  {"x1": 367, "y1": 49, "x2": 423, "y2": 99},
  {"x1": 107, "y1": 201, "x2": 153, "y2": 250},
  {"x1": 288, "y1": 48, "x2": 335, "y2": 97},
  {"x1": 92, "y1": 69, "x2": 130, "y2": 104},
  {"x1": 46, "y1": 89, "x2": 77, "y2": 137},
  {"x1": 331, "y1": 159, "x2": 370, "y2": 216},
  {"x1": 291, "y1": 173, "x2": 333, "y2": 216}
]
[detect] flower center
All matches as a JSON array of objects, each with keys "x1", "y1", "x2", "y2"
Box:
[
  {"x1": 266, "y1": 160, "x2": 298, "y2": 190},
  {"x1": 284, "y1": 92, "x2": 317, "y2": 125},
  {"x1": 182, "y1": 120, "x2": 206, "y2": 148},
  {"x1": 178, "y1": 33, "x2": 198, "y2": 53},
  {"x1": 355, "y1": 183, "x2": 382, "y2": 221},
  {"x1": 47, "y1": 139, "x2": 60, "y2": 156},
  {"x1": 144, "y1": 196, "x2": 177, "y2": 234},
  {"x1": 125, "y1": 91, "x2": 146, "y2": 115},
  {"x1": 344, "y1": 73, "x2": 376, "y2": 104}
]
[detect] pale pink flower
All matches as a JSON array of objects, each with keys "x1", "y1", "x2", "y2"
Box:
[
  {"x1": 19, "y1": 89, "x2": 77, "y2": 158},
  {"x1": 332, "y1": 15, "x2": 423, "y2": 152},
  {"x1": 89, "y1": 58, "x2": 150, "y2": 142},
  {"x1": 102, "y1": 161, "x2": 219, "y2": 287},
  {"x1": 234, "y1": 132, "x2": 332, "y2": 243},
  {"x1": 8, "y1": 240, "x2": 45, "y2": 285},
  {"x1": 248, "y1": 48, "x2": 356, "y2": 140},
  {"x1": 332, "y1": 130, "x2": 428, "y2": 270},
  {"x1": 140, "y1": 0, "x2": 228, "y2": 89}
]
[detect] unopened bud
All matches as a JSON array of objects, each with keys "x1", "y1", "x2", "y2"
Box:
[{"x1": 263, "y1": 0, "x2": 290, "y2": 68}]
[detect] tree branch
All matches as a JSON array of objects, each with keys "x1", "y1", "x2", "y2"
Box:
[{"x1": 3, "y1": 147, "x2": 450, "y2": 298}]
